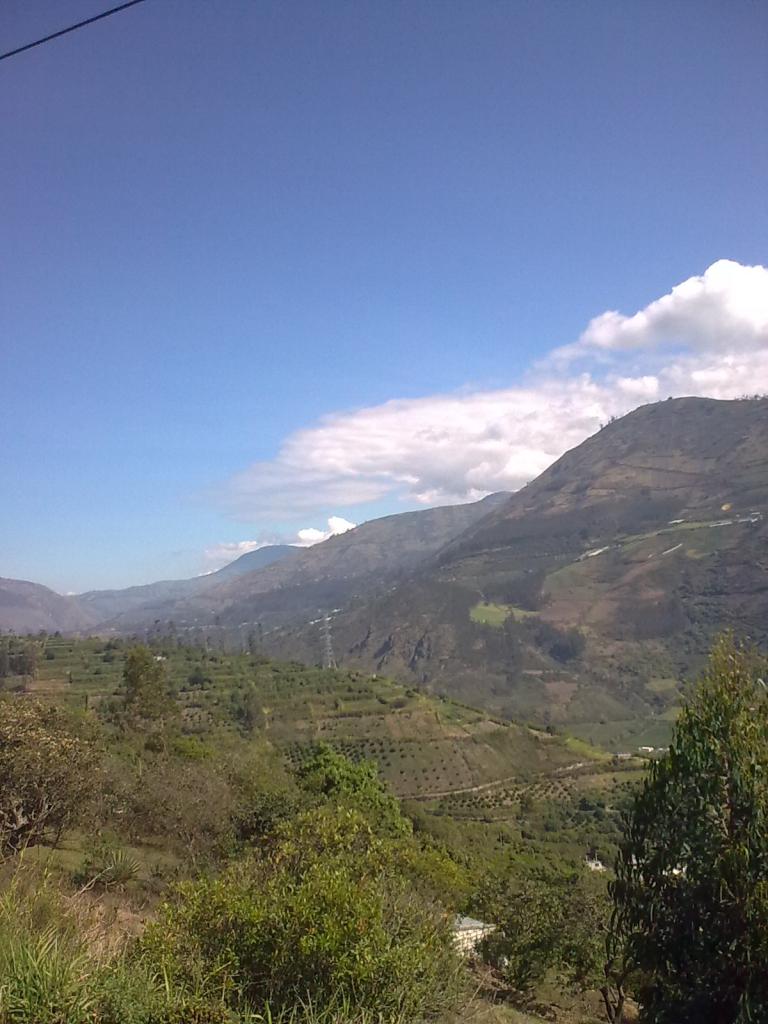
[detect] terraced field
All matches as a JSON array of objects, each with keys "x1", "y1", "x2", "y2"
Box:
[{"x1": 8, "y1": 635, "x2": 590, "y2": 799}]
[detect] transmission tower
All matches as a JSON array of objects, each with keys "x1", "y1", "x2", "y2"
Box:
[{"x1": 321, "y1": 615, "x2": 337, "y2": 670}]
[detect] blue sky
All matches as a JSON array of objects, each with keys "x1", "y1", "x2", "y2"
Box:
[{"x1": 1, "y1": 0, "x2": 766, "y2": 592}]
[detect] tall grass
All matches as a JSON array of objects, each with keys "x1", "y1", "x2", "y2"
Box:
[
  {"x1": 0, "y1": 925, "x2": 97, "y2": 1023},
  {"x1": 0, "y1": 865, "x2": 462, "y2": 1024},
  {"x1": 0, "y1": 870, "x2": 164, "y2": 1024},
  {"x1": 251, "y1": 1002, "x2": 411, "y2": 1023}
]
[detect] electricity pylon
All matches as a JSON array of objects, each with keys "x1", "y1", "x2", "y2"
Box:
[{"x1": 321, "y1": 614, "x2": 337, "y2": 670}]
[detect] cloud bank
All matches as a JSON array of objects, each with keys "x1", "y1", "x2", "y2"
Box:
[{"x1": 222, "y1": 259, "x2": 768, "y2": 523}]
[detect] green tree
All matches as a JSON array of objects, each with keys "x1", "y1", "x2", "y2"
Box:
[
  {"x1": 297, "y1": 742, "x2": 409, "y2": 835},
  {"x1": 0, "y1": 699, "x2": 99, "y2": 856},
  {"x1": 480, "y1": 871, "x2": 623, "y2": 1013},
  {"x1": 123, "y1": 645, "x2": 174, "y2": 722},
  {"x1": 611, "y1": 637, "x2": 768, "y2": 1023}
]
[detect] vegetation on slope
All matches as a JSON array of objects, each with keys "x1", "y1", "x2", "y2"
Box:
[
  {"x1": 269, "y1": 398, "x2": 768, "y2": 741},
  {"x1": 2, "y1": 631, "x2": 765, "y2": 1022}
]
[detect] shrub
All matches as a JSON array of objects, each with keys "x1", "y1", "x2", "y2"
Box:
[
  {"x1": 296, "y1": 745, "x2": 408, "y2": 837},
  {"x1": 141, "y1": 807, "x2": 464, "y2": 1019},
  {"x1": 0, "y1": 699, "x2": 99, "y2": 857},
  {"x1": 74, "y1": 839, "x2": 141, "y2": 892}
]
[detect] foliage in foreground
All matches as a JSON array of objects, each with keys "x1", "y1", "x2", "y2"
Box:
[
  {"x1": 0, "y1": 854, "x2": 459, "y2": 1024},
  {"x1": 142, "y1": 805, "x2": 465, "y2": 1021},
  {"x1": 612, "y1": 636, "x2": 768, "y2": 1023},
  {"x1": 0, "y1": 700, "x2": 98, "y2": 858},
  {"x1": 20, "y1": 635, "x2": 768, "y2": 1022},
  {"x1": 0, "y1": 727, "x2": 468, "y2": 1023}
]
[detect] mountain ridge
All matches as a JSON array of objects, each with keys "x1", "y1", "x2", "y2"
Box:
[
  {"x1": 0, "y1": 496, "x2": 510, "y2": 634},
  {"x1": 263, "y1": 397, "x2": 768, "y2": 743},
  {"x1": 3, "y1": 396, "x2": 766, "y2": 752}
]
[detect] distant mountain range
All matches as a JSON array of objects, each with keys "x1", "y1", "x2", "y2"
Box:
[
  {"x1": 0, "y1": 577, "x2": 95, "y2": 634},
  {"x1": 1, "y1": 544, "x2": 297, "y2": 634},
  {"x1": 77, "y1": 544, "x2": 298, "y2": 624},
  {"x1": 3, "y1": 396, "x2": 767, "y2": 744},
  {"x1": 0, "y1": 495, "x2": 509, "y2": 635}
]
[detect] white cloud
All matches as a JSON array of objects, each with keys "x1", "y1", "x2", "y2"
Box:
[
  {"x1": 554, "y1": 259, "x2": 768, "y2": 362},
  {"x1": 220, "y1": 260, "x2": 768, "y2": 523},
  {"x1": 203, "y1": 517, "x2": 357, "y2": 572},
  {"x1": 296, "y1": 516, "x2": 357, "y2": 546}
]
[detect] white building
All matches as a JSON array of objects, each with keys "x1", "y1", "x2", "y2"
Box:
[{"x1": 452, "y1": 915, "x2": 495, "y2": 955}]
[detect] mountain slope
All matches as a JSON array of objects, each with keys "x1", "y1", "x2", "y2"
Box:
[
  {"x1": 0, "y1": 497, "x2": 509, "y2": 636},
  {"x1": 207, "y1": 544, "x2": 297, "y2": 581},
  {"x1": 0, "y1": 578, "x2": 96, "y2": 634},
  {"x1": 267, "y1": 398, "x2": 768, "y2": 743},
  {"x1": 15, "y1": 634, "x2": 587, "y2": 798},
  {"x1": 84, "y1": 493, "x2": 511, "y2": 631},
  {"x1": 77, "y1": 545, "x2": 297, "y2": 624}
]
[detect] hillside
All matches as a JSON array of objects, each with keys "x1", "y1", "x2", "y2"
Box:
[
  {"x1": 5, "y1": 634, "x2": 593, "y2": 800},
  {"x1": 4, "y1": 398, "x2": 766, "y2": 753},
  {"x1": 77, "y1": 544, "x2": 298, "y2": 623},
  {"x1": 0, "y1": 633, "x2": 634, "y2": 1024},
  {"x1": 0, "y1": 577, "x2": 96, "y2": 634},
  {"x1": 266, "y1": 398, "x2": 768, "y2": 746},
  {"x1": 70, "y1": 492, "x2": 510, "y2": 633}
]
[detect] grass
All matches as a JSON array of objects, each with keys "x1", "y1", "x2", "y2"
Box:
[
  {"x1": 469, "y1": 603, "x2": 541, "y2": 628},
  {"x1": 0, "y1": 871, "x2": 507, "y2": 1024},
  {"x1": 646, "y1": 676, "x2": 679, "y2": 695},
  {"x1": 0, "y1": 873, "x2": 432, "y2": 1024},
  {"x1": 470, "y1": 603, "x2": 512, "y2": 627},
  {"x1": 563, "y1": 736, "x2": 611, "y2": 762}
]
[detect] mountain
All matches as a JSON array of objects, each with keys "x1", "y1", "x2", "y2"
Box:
[
  {"x1": 5, "y1": 396, "x2": 766, "y2": 751},
  {"x1": 0, "y1": 497, "x2": 509, "y2": 636},
  {"x1": 0, "y1": 578, "x2": 96, "y2": 634},
  {"x1": 76, "y1": 493, "x2": 511, "y2": 632},
  {"x1": 206, "y1": 544, "x2": 297, "y2": 581},
  {"x1": 266, "y1": 398, "x2": 768, "y2": 746},
  {"x1": 77, "y1": 544, "x2": 297, "y2": 624}
]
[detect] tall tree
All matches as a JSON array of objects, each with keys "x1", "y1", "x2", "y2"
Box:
[
  {"x1": 611, "y1": 637, "x2": 768, "y2": 1023},
  {"x1": 123, "y1": 645, "x2": 174, "y2": 722}
]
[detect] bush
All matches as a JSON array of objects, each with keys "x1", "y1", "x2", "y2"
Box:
[
  {"x1": 141, "y1": 807, "x2": 464, "y2": 1019},
  {"x1": 0, "y1": 873, "x2": 236, "y2": 1024},
  {"x1": 296, "y1": 744, "x2": 408, "y2": 837},
  {"x1": 74, "y1": 839, "x2": 141, "y2": 892},
  {"x1": 479, "y1": 870, "x2": 613, "y2": 998},
  {"x1": 0, "y1": 699, "x2": 99, "y2": 857},
  {"x1": 120, "y1": 756, "x2": 235, "y2": 859}
]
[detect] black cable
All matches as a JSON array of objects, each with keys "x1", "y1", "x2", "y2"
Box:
[{"x1": 0, "y1": 0, "x2": 148, "y2": 63}]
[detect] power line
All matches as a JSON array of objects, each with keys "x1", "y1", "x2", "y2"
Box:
[{"x1": 0, "y1": 0, "x2": 148, "y2": 63}]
